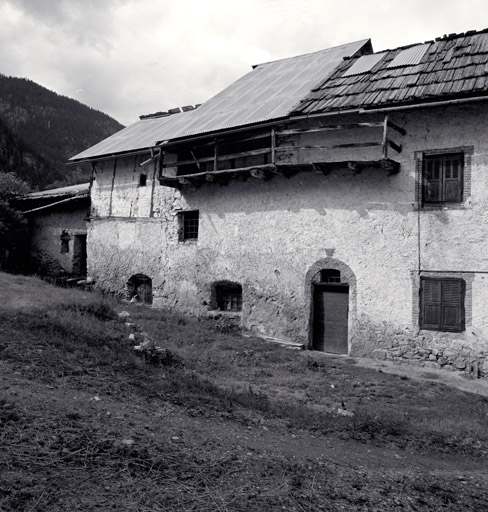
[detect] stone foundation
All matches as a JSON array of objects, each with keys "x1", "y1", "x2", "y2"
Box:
[{"x1": 351, "y1": 316, "x2": 487, "y2": 378}]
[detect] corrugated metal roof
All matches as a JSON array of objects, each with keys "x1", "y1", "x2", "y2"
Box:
[
  {"x1": 295, "y1": 30, "x2": 488, "y2": 115},
  {"x1": 27, "y1": 183, "x2": 90, "y2": 199},
  {"x1": 387, "y1": 43, "x2": 430, "y2": 68},
  {"x1": 70, "y1": 39, "x2": 370, "y2": 161},
  {"x1": 342, "y1": 53, "x2": 386, "y2": 77}
]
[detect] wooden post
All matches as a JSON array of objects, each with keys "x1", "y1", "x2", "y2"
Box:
[
  {"x1": 382, "y1": 114, "x2": 389, "y2": 160},
  {"x1": 271, "y1": 128, "x2": 276, "y2": 165},
  {"x1": 213, "y1": 139, "x2": 218, "y2": 172}
]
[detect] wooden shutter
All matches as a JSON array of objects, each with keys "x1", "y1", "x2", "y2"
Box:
[
  {"x1": 421, "y1": 278, "x2": 465, "y2": 332},
  {"x1": 423, "y1": 153, "x2": 464, "y2": 204},
  {"x1": 443, "y1": 153, "x2": 463, "y2": 203},
  {"x1": 421, "y1": 278, "x2": 442, "y2": 329},
  {"x1": 440, "y1": 279, "x2": 464, "y2": 331}
]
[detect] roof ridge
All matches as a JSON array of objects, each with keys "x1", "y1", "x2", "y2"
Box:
[
  {"x1": 252, "y1": 39, "x2": 371, "y2": 68},
  {"x1": 372, "y1": 28, "x2": 488, "y2": 55}
]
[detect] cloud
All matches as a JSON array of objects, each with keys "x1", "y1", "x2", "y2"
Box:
[{"x1": 0, "y1": 0, "x2": 486, "y2": 126}]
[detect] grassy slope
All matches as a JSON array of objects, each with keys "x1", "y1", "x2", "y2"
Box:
[{"x1": 1, "y1": 272, "x2": 488, "y2": 511}]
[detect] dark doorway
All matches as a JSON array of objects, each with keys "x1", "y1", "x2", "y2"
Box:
[
  {"x1": 72, "y1": 235, "x2": 87, "y2": 275},
  {"x1": 312, "y1": 281, "x2": 349, "y2": 354}
]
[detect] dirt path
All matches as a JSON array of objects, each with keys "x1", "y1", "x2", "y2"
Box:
[{"x1": 3, "y1": 360, "x2": 487, "y2": 511}]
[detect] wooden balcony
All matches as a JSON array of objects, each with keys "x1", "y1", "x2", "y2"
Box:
[{"x1": 159, "y1": 115, "x2": 404, "y2": 188}]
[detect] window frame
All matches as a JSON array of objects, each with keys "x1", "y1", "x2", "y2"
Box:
[
  {"x1": 422, "y1": 152, "x2": 464, "y2": 205},
  {"x1": 419, "y1": 277, "x2": 465, "y2": 333},
  {"x1": 178, "y1": 210, "x2": 199, "y2": 241},
  {"x1": 216, "y1": 284, "x2": 242, "y2": 312}
]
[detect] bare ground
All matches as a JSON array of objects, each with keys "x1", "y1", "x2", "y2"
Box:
[{"x1": 1, "y1": 272, "x2": 487, "y2": 511}]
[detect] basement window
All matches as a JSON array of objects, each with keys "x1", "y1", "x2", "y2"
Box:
[
  {"x1": 216, "y1": 284, "x2": 242, "y2": 312},
  {"x1": 420, "y1": 278, "x2": 465, "y2": 332},
  {"x1": 423, "y1": 152, "x2": 463, "y2": 204},
  {"x1": 178, "y1": 210, "x2": 199, "y2": 241},
  {"x1": 139, "y1": 173, "x2": 147, "y2": 187}
]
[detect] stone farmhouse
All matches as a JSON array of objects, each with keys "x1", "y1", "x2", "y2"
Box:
[
  {"x1": 71, "y1": 30, "x2": 488, "y2": 376},
  {"x1": 20, "y1": 183, "x2": 89, "y2": 278}
]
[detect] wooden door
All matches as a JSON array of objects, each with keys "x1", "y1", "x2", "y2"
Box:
[
  {"x1": 72, "y1": 235, "x2": 87, "y2": 275},
  {"x1": 312, "y1": 284, "x2": 349, "y2": 354}
]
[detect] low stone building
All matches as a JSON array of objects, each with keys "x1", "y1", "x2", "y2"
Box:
[
  {"x1": 21, "y1": 183, "x2": 90, "y2": 277},
  {"x1": 71, "y1": 30, "x2": 488, "y2": 376}
]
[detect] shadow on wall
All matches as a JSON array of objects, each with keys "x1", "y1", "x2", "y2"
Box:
[
  {"x1": 127, "y1": 274, "x2": 153, "y2": 304},
  {"x1": 175, "y1": 168, "x2": 413, "y2": 217}
]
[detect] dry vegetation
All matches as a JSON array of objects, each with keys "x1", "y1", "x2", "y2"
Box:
[{"x1": 1, "y1": 272, "x2": 488, "y2": 511}]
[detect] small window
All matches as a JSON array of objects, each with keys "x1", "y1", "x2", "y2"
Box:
[
  {"x1": 320, "y1": 269, "x2": 341, "y2": 283},
  {"x1": 216, "y1": 284, "x2": 242, "y2": 312},
  {"x1": 423, "y1": 153, "x2": 463, "y2": 204},
  {"x1": 139, "y1": 174, "x2": 147, "y2": 187},
  {"x1": 178, "y1": 211, "x2": 199, "y2": 241},
  {"x1": 420, "y1": 278, "x2": 465, "y2": 332}
]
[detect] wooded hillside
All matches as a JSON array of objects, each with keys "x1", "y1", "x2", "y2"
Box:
[{"x1": 0, "y1": 74, "x2": 124, "y2": 190}]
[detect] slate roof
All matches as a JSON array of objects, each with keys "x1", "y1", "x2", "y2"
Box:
[
  {"x1": 70, "y1": 39, "x2": 370, "y2": 161},
  {"x1": 295, "y1": 30, "x2": 488, "y2": 115}
]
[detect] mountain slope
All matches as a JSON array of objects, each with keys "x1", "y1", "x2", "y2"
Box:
[{"x1": 0, "y1": 74, "x2": 124, "y2": 189}]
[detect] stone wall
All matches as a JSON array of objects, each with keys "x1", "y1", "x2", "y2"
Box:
[
  {"x1": 87, "y1": 103, "x2": 488, "y2": 376},
  {"x1": 28, "y1": 202, "x2": 88, "y2": 276}
]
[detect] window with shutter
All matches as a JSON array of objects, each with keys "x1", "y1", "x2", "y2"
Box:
[
  {"x1": 420, "y1": 278, "x2": 465, "y2": 332},
  {"x1": 423, "y1": 153, "x2": 463, "y2": 204}
]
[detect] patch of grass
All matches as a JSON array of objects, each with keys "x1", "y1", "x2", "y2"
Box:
[
  {"x1": 2, "y1": 272, "x2": 488, "y2": 510},
  {"x1": 2, "y1": 272, "x2": 488, "y2": 457}
]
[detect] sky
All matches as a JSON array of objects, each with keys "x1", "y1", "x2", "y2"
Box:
[{"x1": 1, "y1": 0, "x2": 487, "y2": 126}]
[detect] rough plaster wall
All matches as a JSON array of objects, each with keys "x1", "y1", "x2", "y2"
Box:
[
  {"x1": 88, "y1": 104, "x2": 488, "y2": 373},
  {"x1": 90, "y1": 148, "x2": 418, "y2": 342},
  {"x1": 29, "y1": 206, "x2": 87, "y2": 275}
]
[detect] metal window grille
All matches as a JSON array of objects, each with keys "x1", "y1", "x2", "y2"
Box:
[
  {"x1": 320, "y1": 269, "x2": 341, "y2": 283},
  {"x1": 217, "y1": 285, "x2": 242, "y2": 312},
  {"x1": 180, "y1": 211, "x2": 199, "y2": 240}
]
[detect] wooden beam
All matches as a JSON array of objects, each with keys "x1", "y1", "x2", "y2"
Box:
[
  {"x1": 387, "y1": 120, "x2": 407, "y2": 136},
  {"x1": 213, "y1": 139, "x2": 218, "y2": 172},
  {"x1": 388, "y1": 140, "x2": 402, "y2": 153},
  {"x1": 250, "y1": 168, "x2": 270, "y2": 180},
  {"x1": 278, "y1": 122, "x2": 383, "y2": 136},
  {"x1": 380, "y1": 158, "x2": 401, "y2": 174},
  {"x1": 382, "y1": 114, "x2": 389, "y2": 159},
  {"x1": 217, "y1": 148, "x2": 271, "y2": 162},
  {"x1": 162, "y1": 163, "x2": 278, "y2": 180},
  {"x1": 277, "y1": 142, "x2": 382, "y2": 151},
  {"x1": 217, "y1": 131, "x2": 271, "y2": 144},
  {"x1": 162, "y1": 155, "x2": 213, "y2": 168},
  {"x1": 271, "y1": 128, "x2": 276, "y2": 165},
  {"x1": 163, "y1": 147, "x2": 272, "y2": 168}
]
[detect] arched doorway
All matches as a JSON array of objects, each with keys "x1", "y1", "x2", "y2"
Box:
[
  {"x1": 312, "y1": 269, "x2": 349, "y2": 353},
  {"x1": 306, "y1": 260, "x2": 356, "y2": 355},
  {"x1": 127, "y1": 274, "x2": 153, "y2": 304}
]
